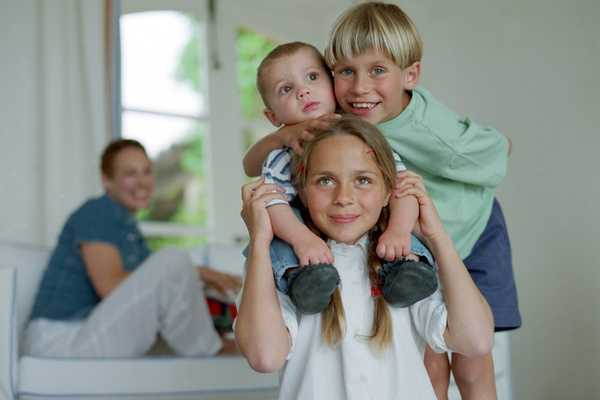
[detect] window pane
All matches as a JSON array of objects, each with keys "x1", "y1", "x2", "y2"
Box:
[
  {"x1": 121, "y1": 11, "x2": 206, "y2": 116},
  {"x1": 123, "y1": 111, "x2": 208, "y2": 228}
]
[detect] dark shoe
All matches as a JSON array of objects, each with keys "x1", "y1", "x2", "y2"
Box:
[
  {"x1": 288, "y1": 264, "x2": 340, "y2": 315},
  {"x1": 381, "y1": 258, "x2": 438, "y2": 307}
]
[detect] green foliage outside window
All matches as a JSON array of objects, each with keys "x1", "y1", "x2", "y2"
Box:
[{"x1": 236, "y1": 27, "x2": 276, "y2": 119}]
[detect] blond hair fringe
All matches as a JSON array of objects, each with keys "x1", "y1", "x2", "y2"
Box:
[{"x1": 325, "y1": 2, "x2": 422, "y2": 69}]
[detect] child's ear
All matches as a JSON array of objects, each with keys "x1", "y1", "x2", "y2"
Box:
[
  {"x1": 383, "y1": 192, "x2": 391, "y2": 207},
  {"x1": 264, "y1": 108, "x2": 282, "y2": 127},
  {"x1": 403, "y1": 61, "x2": 421, "y2": 90}
]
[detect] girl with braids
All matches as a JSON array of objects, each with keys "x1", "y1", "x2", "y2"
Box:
[{"x1": 235, "y1": 116, "x2": 493, "y2": 399}]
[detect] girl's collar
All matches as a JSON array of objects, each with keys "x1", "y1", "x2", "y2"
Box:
[{"x1": 327, "y1": 235, "x2": 369, "y2": 251}]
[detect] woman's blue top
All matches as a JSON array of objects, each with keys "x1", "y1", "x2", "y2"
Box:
[{"x1": 30, "y1": 195, "x2": 150, "y2": 320}]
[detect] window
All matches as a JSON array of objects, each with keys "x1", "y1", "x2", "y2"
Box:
[
  {"x1": 118, "y1": 3, "x2": 210, "y2": 249},
  {"x1": 114, "y1": 1, "x2": 272, "y2": 248}
]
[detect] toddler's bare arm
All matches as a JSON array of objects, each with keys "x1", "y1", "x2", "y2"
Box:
[
  {"x1": 376, "y1": 192, "x2": 419, "y2": 261},
  {"x1": 268, "y1": 204, "x2": 333, "y2": 266}
]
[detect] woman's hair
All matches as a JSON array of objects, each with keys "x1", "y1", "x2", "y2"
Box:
[
  {"x1": 324, "y1": 2, "x2": 422, "y2": 69},
  {"x1": 292, "y1": 115, "x2": 397, "y2": 350},
  {"x1": 100, "y1": 139, "x2": 147, "y2": 178}
]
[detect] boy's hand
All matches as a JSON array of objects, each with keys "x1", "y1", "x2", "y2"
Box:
[
  {"x1": 292, "y1": 231, "x2": 334, "y2": 266},
  {"x1": 376, "y1": 229, "x2": 412, "y2": 261},
  {"x1": 277, "y1": 113, "x2": 340, "y2": 155}
]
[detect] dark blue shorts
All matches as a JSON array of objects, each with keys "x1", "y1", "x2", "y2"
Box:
[{"x1": 464, "y1": 199, "x2": 522, "y2": 331}]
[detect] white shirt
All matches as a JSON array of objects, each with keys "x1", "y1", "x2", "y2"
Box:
[{"x1": 277, "y1": 237, "x2": 448, "y2": 400}]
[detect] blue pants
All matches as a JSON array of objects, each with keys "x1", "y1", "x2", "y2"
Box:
[
  {"x1": 464, "y1": 199, "x2": 521, "y2": 331},
  {"x1": 264, "y1": 207, "x2": 435, "y2": 293}
]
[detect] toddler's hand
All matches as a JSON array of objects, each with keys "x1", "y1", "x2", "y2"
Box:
[
  {"x1": 376, "y1": 229, "x2": 412, "y2": 261},
  {"x1": 277, "y1": 113, "x2": 340, "y2": 155},
  {"x1": 292, "y1": 232, "x2": 334, "y2": 266}
]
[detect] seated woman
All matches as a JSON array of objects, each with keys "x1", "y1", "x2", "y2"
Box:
[{"x1": 23, "y1": 139, "x2": 240, "y2": 357}]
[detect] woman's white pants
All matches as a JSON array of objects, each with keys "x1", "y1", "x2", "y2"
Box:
[{"x1": 23, "y1": 248, "x2": 222, "y2": 357}]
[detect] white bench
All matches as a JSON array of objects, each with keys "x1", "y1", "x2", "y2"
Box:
[{"x1": 0, "y1": 241, "x2": 279, "y2": 400}]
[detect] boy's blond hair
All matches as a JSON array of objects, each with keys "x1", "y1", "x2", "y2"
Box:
[
  {"x1": 256, "y1": 42, "x2": 329, "y2": 109},
  {"x1": 324, "y1": 2, "x2": 422, "y2": 69}
]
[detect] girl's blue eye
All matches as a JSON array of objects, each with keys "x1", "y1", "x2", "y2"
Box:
[
  {"x1": 372, "y1": 67, "x2": 385, "y2": 75},
  {"x1": 357, "y1": 176, "x2": 372, "y2": 186},
  {"x1": 308, "y1": 72, "x2": 318, "y2": 81},
  {"x1": 317, "y1": 177, "x2": 334, "y2": 186}
]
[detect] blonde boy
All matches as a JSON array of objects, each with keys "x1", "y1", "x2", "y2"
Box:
[{"x1": 324, "y1": 2, "x2": 521, "y2": 399}]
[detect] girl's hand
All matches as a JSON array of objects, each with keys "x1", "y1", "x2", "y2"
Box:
[
  {"x1": 394, "y1": 171, "x2": 446, "y2": 242},
  {"x1": 277, "y1": 113, "x2": 341, "y2": 155},
  {"x1": 240, "y1": 178, "x2": 287, "y2": 245}
]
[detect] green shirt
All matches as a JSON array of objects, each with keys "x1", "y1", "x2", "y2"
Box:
[{"x1": 379, "y1": 87, "x2": 509, "y2": 258}]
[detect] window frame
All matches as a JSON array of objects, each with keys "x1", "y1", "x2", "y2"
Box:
[
  {"x1": 111, "y1": 0, "x2": 248, "y2": 244},
  {"x1": 111, "y1": 0, "x2": 213, "y2": 240}
]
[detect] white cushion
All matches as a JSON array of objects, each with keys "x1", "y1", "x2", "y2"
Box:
[
  {"x1": 0, "y1": 267, "x2": 16, "y2": 400},
  {"x1": 0, "y1": 242, "x2": 50, "y2": 338},
  {"x1": 0, "y1": 242, "x2": 50, "y2": 400},
  {"x1": 19, "y1": 356, "x2": 278, "y2": 399}
]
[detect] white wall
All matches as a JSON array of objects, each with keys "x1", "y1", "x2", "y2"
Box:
[
  {"x1": 1, "y1": 0, "x2": 599, "y2": 398},
  {"x1": 400, "y1": 0, "x2": 600, "y2": 398}
]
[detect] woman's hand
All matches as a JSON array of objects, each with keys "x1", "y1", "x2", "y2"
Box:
[
  {"x1": 394, "y1": 171, "x2": 446, "y2": 243},
  {"x1": 240, "y1": 178, "x2": 287, "y2": 246},
  {"x1": 197, "y1": 267, "x2": 242, "y2": 296}
]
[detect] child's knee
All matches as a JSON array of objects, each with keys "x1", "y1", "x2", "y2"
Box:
[{"x1": 452, "y1": 353, "x2": 494, "y2": 385}]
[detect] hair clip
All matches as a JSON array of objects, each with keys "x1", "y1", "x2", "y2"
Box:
[{"x1": 371, "y1": 285, "x2": 382, "y2": 298}]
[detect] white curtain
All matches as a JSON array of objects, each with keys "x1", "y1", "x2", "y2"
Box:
[{"x1": 36, "y1": 0, "x2": 110, "y2": 245}]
